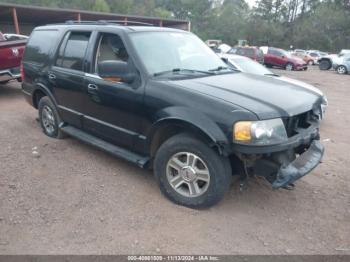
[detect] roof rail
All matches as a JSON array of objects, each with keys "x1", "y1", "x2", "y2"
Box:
[
  {"x1": 97, "y1": 20, "x2": 154, "y2": 26},
  {"x1": 64, "y1": 20, "x2": 155, "y2": 26},
  {"x1": 65, "y1": 20, "x2": 106, "y2": 25}
]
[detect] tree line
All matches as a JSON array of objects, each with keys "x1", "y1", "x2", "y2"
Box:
[{"x1": 10, "y1": 0, "x2": 350, "y2": 52}]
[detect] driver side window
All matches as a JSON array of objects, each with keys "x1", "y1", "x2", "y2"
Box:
[{"x1": 95, "y1": 33, "x2": 130, "y2": 82}]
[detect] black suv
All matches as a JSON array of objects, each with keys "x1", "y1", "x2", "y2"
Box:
[{"x1": 22, "y1": 22, "x2": 326, "y2": 208}]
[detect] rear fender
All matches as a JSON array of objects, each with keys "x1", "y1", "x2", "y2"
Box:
[{"x1": 32, "y1": 83, "x2": 58, "y2": 108}]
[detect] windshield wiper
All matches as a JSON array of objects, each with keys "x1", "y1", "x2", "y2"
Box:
[
  {"x1": 153, "y1": 68, "x2": 215, "y2": 77},
  {"x1": 209, "y1": 66, "x2": 233, "y2": 72},
  {"x1": 264, "y1": 73, "x2": 280, "y2": 77}
]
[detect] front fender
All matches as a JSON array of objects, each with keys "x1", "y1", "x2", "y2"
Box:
[{"x1": 147, "y1": 106, "x2": 230, "y2": 151}]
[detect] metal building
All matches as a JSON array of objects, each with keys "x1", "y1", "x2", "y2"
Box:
[{"x1": 0, "y1": 3, "x2": 190, "y2": 35}]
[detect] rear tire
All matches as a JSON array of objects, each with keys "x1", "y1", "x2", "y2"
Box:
[
  {"x1": 38, "y1": 96, "x2": 66, "y2": 139},
  {"x1": 154, "y1": 133, "x2": 232, "y2": 209},
  {"x1": 285, "y1": 63, "x2": 294, "y2": 71}
]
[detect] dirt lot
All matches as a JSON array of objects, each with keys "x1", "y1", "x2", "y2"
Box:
[{"x1": 0, "y1": 67, "x2": 349, "y2": 255}]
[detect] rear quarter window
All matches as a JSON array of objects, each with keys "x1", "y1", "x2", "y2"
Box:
[{"x1": 23, "y1": 30, "x2": 59, "y2": 65}]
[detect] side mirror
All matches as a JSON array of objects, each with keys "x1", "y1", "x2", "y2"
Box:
[{"x1": 98, "y1": 60, "x2": 136, "y2": 84}]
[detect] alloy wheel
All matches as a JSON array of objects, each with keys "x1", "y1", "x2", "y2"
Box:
[
  {"x1": 166, "y1": 152, "x2": 210, "y2": 197},
  {"x1": 42, "y1": 105, "x2": 56, "y2": 135},
  {"x1": 286, "y1": 63, "x2": 293, "y2": 71},
  {"x1": 337, "y1": 66, "x2": 346, "y2": 74}
]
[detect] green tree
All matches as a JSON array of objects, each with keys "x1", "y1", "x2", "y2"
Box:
[{"x1": 92, "y1": 0, "x2": 110, "y2": 12}]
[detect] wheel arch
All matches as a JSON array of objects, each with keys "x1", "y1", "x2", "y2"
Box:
[
  {"x1": 147, "y1": 107, "x2": 230, "y2": 158},
  {"x1": 32, "y1": 83, "x2": 57, "y2": 109}
]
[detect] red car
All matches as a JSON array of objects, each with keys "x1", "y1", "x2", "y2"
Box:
[
  {"x1": 262, "y1": 47, "x2": 307, "y2": 71},
  {"x1": 0, "y1": 32, "x2": 26, "y2": 84}
]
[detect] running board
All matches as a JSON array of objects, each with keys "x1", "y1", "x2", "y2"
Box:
[{"x1": 60, "y1": 125, "x2": 149, "y2": 168}]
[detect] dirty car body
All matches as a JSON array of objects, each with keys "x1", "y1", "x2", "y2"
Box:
[{"x1": 22, "y1": 23, "x2": 325, "y2": 207}]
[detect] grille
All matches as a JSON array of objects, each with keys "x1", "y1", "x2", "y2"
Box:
[{"x1": 282, "y1": 110, "x2": 315, "y2": 137}]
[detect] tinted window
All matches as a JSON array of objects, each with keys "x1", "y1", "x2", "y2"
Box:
[
  {"x1": 268, "y1": 48, "x2": 279, "y2": 55},
  {"x1": 95, "y1": 33, "x2": 130, "y2": 82},
  {"x1": 243, "y1": 48, "x2": 254, "y2": 57},
  {"x1": 57, "y1": 32, "x2": 91, "y2": 71},
  {"x1": 23, "y1": 30, "x2": 59, "y2": 65}
]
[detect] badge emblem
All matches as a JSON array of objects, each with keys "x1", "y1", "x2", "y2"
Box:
[{"x1": 12, "y1": 48, "x2": 19, "y2": 57}]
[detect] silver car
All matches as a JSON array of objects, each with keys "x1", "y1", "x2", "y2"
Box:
[{"x1": 333, "y1": 54, "x2": 350, "y2": 74}]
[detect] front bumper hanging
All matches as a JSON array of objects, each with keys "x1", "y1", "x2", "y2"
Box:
[{"x1": 272, "y1": 140, "x2": 324, "y2": 189}]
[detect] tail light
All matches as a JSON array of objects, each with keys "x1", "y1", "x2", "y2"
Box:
[{"x1": 20, "y1": 63, "x2": 24, "y2": 81}]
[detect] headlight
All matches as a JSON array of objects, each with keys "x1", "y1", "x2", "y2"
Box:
[{"x1": 234, "y1": 118, "x2": 288, "y2": 145}]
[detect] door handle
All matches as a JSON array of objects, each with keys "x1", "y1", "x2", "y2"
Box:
[
  {"x1": 88, "y1": 84, "x2": 98, "y2": 94},
  {"x1": 48, "y1": 73, "x2": 56, "y2": 80},
  {"x1": 88, "y1": 84, "x2": 99, "y2": 91}
]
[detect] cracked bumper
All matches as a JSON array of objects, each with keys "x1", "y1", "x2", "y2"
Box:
[{"x1": 272, "y1": 140, "x2": 324, "y2": 189}]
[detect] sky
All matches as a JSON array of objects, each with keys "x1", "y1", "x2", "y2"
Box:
[{"x1": 245, "y1": 0, "x2": 257, "y2": 7}]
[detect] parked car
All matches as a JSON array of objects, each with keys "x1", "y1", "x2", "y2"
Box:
[
  {"x1": 228, "y1": 46, "x2": 264, "y2": 64},
  {"x1": 3, "y1": 33, "x2": 28, "y2": 41},
  {"x1": 294, "y1": 49, "x2": 306, "y2": 54},
  {"x1": 219, "y1": 53, "x2": 328, "y2": 107},
  {"x1": 332, "y1": 53, "x2": 350, "y2": 74},
  {"x1": 261, "y1": 47, "x2": 307, "y2": 71},
  {"x1": 0, "y1": 31, "x2": 26, "y2": 84},
  {"x1": 291, "y1": 52, "x2": 315, "y2": 65},
  {"x1": 318, "y1": 49, "x2": 350, "y2": 70},
  {"x1": 22, "y1": 22, "x2": 325, "y2": 208}
]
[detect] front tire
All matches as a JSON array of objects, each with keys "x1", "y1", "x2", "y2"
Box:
[
  {"x1": 154, "y1": 133, "x2": 232, "y2": 209},
  {"x1": 336, "y1": 65, "x2": 347, "y2": 75},
  {"x1": 38, "y1": 96, "x2": 65, "y2": 139}
]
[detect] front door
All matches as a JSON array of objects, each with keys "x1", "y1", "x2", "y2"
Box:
[{"x1": 82, "y1": 32, "x2": 144, "y2": 150}]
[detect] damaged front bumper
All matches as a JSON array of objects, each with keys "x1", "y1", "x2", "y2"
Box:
[
  {"x1": 232, "y1": 119, "x2": 325, "y2": 189},
  {"x1": 272, "y1": 140, "x2": 324, "y2": 188}
]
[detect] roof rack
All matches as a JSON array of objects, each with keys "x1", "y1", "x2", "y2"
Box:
[
  {"x1": 98, "y1": 20, "x2": 154, "y2": 26},
  {"x1": 65, "y1": 20, "x2": 104, "y2": 25},
  {"x1": 64, "y1": 20, "x2": 155, "y2": 26}
]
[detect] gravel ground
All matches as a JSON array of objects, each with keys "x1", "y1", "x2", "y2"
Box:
[{"x1": 0, "y1": 67, "x2": 349, "y2": 255}]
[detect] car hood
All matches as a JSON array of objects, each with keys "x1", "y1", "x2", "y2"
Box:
[{"x1": 171, "y1": 73, "x2": 323, "y2": 119}]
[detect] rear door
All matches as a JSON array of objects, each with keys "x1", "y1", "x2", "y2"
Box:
[{"x1": 49, "y1": 30, "x2": 92, "y2": 128}]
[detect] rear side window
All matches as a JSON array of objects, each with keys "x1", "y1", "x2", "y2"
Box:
[
  {"x1": 243, "y1": 48, "x2": 254, "y2": 57},
  {"x1": 56, "y1": 32, "x2": 91, "y2": 71},
  {"x1": 23, "y1": 30, "x2": 59, "y2": 65}
]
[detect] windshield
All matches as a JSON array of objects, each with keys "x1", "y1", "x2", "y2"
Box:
[
  {"x1": 230, "y1": 57, "x2": 273, "y2": 75},
  {"x1": 129, "y1": 31, "x2": 228, "y2": 75}
]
